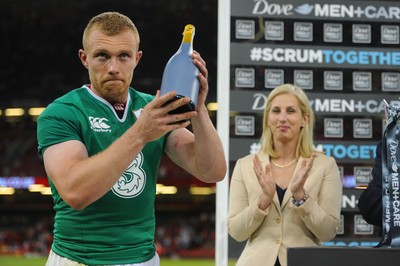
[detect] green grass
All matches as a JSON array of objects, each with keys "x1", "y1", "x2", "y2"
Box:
[
  {"x1": 0, "y1": 256, "x2": 46, "y2": 266},
  {"x1": 0, "y1": 256, "x2": 237, "y2": 266}
]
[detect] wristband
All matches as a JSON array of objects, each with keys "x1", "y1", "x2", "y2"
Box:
[{"x1": 292, "y1": 191, "x2": 308, "y2": 207}]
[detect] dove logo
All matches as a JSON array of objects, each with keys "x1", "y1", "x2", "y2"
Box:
[
  {"x1": 294, "y1": 4, "x2": 314, "y2": 15},
  {"x1": 89, "y1": 116, "x2": 111, "y2": 132},
  {"x1": 251, "y1": 93, "x2": 267, "y2": 111},
  {"x1": 252, "y1": 1, "x2": 293, "y2": 16},
  {"x1": 389, "y1": 139, "x2": 399, "y2": 172},
  {"x1": 112, "y1": 152, "x2": 146, "y2": 198}
]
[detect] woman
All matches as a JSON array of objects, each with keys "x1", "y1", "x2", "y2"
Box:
[{"x1": 227, "y1": 84, "x2": 342, "y2": 266}]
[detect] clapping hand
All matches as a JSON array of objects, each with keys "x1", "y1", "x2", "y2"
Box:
[
  {"x1": 253, "y1": 154, "x2": 276, "y2": 210},
  {"x1": 291, "y1": 153, "x2": 317, "y2": 201}
]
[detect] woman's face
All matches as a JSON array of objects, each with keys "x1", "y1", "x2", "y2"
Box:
[{"x1": 267, "y1": 93, "x2": 307, "y2": 143}]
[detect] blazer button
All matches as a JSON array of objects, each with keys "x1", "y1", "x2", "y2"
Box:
[
  {"x1": 275, "y1": 217, "x2": 281, "y2": 224},
  {"x1": 275, "y1": 239, "x2": 281, "y2": 244}
]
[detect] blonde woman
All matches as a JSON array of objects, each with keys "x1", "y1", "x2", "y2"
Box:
[{"x1": 228, "y1": 84, "x2": 342, "y2": 266}]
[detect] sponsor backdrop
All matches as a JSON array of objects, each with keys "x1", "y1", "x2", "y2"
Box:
[{"x1": 228, "y1": 0, "x2": 399, "y2": 254}]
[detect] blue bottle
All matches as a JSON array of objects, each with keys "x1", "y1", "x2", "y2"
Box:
[{"x1": 160, "y1": 24, "x2": 200, "y2": 114}]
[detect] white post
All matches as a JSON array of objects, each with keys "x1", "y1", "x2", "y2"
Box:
[{"x1": 216, "y1": 0, "x2": 230, "y2": 265}]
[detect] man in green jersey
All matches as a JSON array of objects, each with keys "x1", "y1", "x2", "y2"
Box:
[{"x1": 37, "y1": 12, "x2": 226, "y2": 266}]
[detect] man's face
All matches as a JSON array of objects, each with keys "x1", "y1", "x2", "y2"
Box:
[{"x1": 79, "y1": 29, "x2": 142, "y2": 103}]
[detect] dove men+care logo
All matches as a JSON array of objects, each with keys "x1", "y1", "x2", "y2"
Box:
[
  {"x1": 251, "y1": 1, "x2": 400, "y2": 20},
  {"x1": 386, "y1": 139, "x2": 400, "y2": 226},
  {"x1": 112, "y1": 152, "x2": 146, "y2": 198}
]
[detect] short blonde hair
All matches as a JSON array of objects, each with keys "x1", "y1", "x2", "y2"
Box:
[
  {"x1": 82, "y1": 12, "x2": 140, "y2": 51},
  {"x1": 260, "y1": 83, "x2": 315, "y2": 158}
]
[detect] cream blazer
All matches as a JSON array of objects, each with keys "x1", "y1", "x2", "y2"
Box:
[{"x1": 227, "y1": 152, "x2": 342, "y2": 266}]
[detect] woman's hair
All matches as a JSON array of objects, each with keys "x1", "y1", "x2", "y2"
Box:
[
  {"x1": 82, "y1": 12, "x2": 140, "y2": 51},
  {"x1": 260, "y1": 83, "x2": 315, "y2": 158}
]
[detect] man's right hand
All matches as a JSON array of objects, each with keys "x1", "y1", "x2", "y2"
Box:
[{"x1": 133, "y1": 90, "x2": 197, "y2": 144}]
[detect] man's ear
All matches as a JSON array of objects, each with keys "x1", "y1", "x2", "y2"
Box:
[
  {"x1": 135, "y1": 50, "x2": 143, "y2": 65},
  {"x1": 78, "y1": 49, "x2": 89, "y2": 69}
]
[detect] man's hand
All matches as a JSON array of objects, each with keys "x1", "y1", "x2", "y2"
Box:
[{"x1": 133, "y1": 90, "x2": 197, "y2": 143}]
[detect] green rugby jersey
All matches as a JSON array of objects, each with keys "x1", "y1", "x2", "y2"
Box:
[{"x1": 37, "y1": 86, "x2": 167, "y2": 265}]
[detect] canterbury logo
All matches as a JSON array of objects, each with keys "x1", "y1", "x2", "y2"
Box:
[
  {"x1": 89, "y1": 116, "x2": 111, "y2": 132},
  {"x1": 113, "y1": 103, "x2": 125, "y2": 111}
]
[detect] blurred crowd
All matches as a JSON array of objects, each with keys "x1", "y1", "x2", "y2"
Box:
[
  {"x1": 1, "y1": 134, "x2": 45, "y2": 177},
  {"x1": 0, "y1": 212, "x2": 216, "y2": 258},
  {"x1": 155, "y1": 212, "x2": 216, "y2": 258},
  {"x1": 0, "y1": 214, "x2": 53, "y2": 257}
]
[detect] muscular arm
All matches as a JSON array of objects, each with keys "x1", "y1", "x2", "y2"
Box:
[
  {"x1": 43, "y1": 135, "x2": 144, "y2": 210},
  {"x1": 165, "y1": 105, "x2": 226, "y2": 183},
  {"x1": 164, "y1": 51, "x2": 226, "y2": 183},
  {"x1": 43, "y1": 91, "x2": 197, "y2": 210}
]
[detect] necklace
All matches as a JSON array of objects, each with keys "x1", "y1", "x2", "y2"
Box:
[{"x1": 271, "y1": 158, "x2": 298, "y2": 169}]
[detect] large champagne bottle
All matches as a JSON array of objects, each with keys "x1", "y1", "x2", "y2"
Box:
[{"x1": 160, "y1": 24, "x2": 200, "y2": 114}]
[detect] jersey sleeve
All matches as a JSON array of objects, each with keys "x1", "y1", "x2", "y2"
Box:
[{"x1": 37, "y1": 102, "x2": 82, "y2": 156}]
